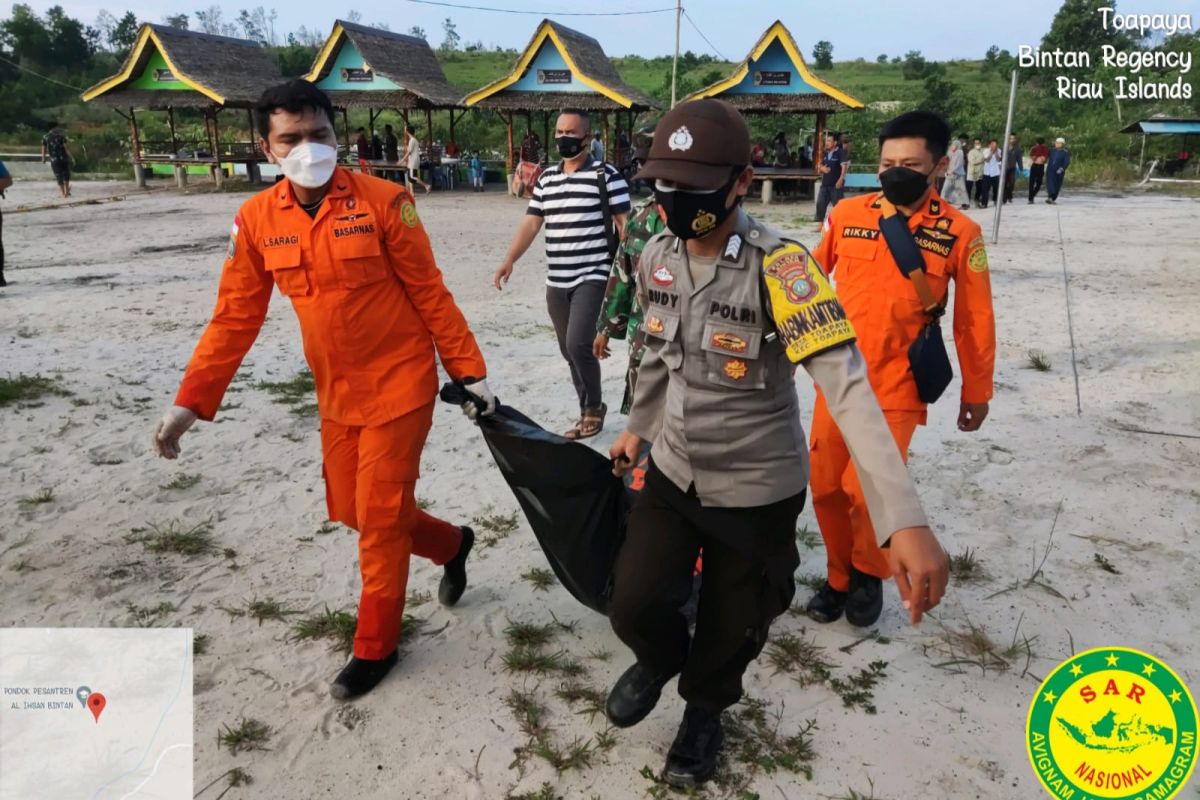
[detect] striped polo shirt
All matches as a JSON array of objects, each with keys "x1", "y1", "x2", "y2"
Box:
[{"x1": 527, "y1": 157, "x2": 631, "y2": 289}]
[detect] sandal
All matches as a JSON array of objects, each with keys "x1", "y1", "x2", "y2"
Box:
[{"x1": 564, "y1": 403, "x2": 607, "y2": 440}]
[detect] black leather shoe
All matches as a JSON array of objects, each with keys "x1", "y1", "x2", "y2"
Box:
[
  {"x1": 663, "y1": 704, "x2": 724, "y2": 788},
  {"x1": 805, "y1": 582, "x2": 847, "y2": 623},
  {"x1": 438, "y1": 527, "x2": 474, "y2": 607},
  {"x1": 845, "y1": 567, "x2": 884, "y2": 627},
  {"x1": 330, "y1": 650, "x2": 398, "y2": 700},
  {"x1": 605, "y1": 662, "x2": 674, "y2": 728}
]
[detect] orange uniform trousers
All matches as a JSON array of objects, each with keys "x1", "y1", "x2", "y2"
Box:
[
  {"x1": 321, "y1": 401, "x2": 461, "y2": 660},
  {"x1": 809, "y1": 393, "x2": 923, "y2": 591}
]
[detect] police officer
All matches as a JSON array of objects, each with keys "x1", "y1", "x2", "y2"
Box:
[
  {"x1": 606, "y1": 99, "x2": 950, "y2": 788},
  {"x1": 151, "y1": 80, "x2": 495, "y2": 701}
]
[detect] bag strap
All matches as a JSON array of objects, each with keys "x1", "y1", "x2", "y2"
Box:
[
  {"x1": 876, "y1": 197, "x2": 944, "y2": 317},
  {"x1": 596, "y1": 161, "x2": 617, "y2": 257}
]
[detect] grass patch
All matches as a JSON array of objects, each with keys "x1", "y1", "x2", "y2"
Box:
[
  {"x1": 244, "y1": 597, "x2": 298, "y2": 626},
  {"x1": 765, "y1": 631, "x2": 835, "y2": 687},
  {"x1": 126, "y1": 601, "x2": 176, "y2": 627},
  {"x1": 217, "y1": 717, "x2": 272, "y2": 755},
  {"x1": 827, "y1": 779, "x2": 890, "y2": 799},
  {"x1": 159, "y1": 473, "x2": 201, "y2": 491},
  {"x1": 1026, "y1": 349, "x2": 1052, "y2": 371},
  {"x1": 506, "y1": 784, "x2": 560, "y2": 800},
  {"x1": 927, "y1": 613, "x2": 1037, "y2": 677},
  {"x1": 288, "y1": 606, "x2": 357, "y2": 653},
  {"x1": 407, "y1": 589, "x2": 432, "y2": 608},
  {"x1": 193, "y1": 633, "x2": 210, "y2": 656},
  {"x1": 520, "y1": 567, "x2": 557, "y2": 592},
  {"x1": 1093, "y1": 552, "x2": 1120, "y2": 574},
  {"x1": 125, "y1": 520, "x2": 217, "y2": 556},
  {"x1": 505, "y1": 621, "x2": 556, "y2": 649},
  {"x1": 711, "y1": 697, "x2": 818, "y2": 793},
  {"x1": 796, "y1": 523, "x2": 822, "y2": 550},
  {"x1": 553, "y1": 681, "x2": 606, "y2": 721},
  {"x1": 316, "y1": 521, "x2": 338, "y2": 535},
  {"x1": 0, "y1": 374, "x2": 70, "y2": 408},
  {"x1": 472, "y1": 508, "x2": 521, "y2": 547},
  {"x1": 256, "y1": 370, "x2": 317, "y2": 416},
  {"x1": 950, "y1": 548, "x2": 984, "y2": 583},
  {"x1": 828, "y1": 661, "x2": 888, "y2": 714},
  {"x1": 503, "y1": 647, "x2": 582, "y2": 676},
  {"x1": 18, "y1": 488, "x2": 55, "y2": 507}
]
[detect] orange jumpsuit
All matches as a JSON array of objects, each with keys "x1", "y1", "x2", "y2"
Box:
[
  {"x1": 810, "y1": 189, "x2": 995, "y2": 589},
  {"x1": 175, "y1": 167, "x2": 486, "y2": 659}
]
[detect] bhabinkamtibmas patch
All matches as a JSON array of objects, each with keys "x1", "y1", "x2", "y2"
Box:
[
  {"x1": 762, "y1": 243, "x2": 855, "y2": 363},
  {"x1": 1027, "y1": 646, "x2": 1197, "y2": 800}
]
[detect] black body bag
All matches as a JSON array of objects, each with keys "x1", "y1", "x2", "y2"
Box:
[
  {"x1": 440, "y1": 383, "x2": 635, "y2": 614},
  {"x1": 877, "y1": 209, "x2": 953, "y2": 403}
]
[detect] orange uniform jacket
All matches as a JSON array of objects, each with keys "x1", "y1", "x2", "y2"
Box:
[
  {"x1": 813, "y1": 190, "x2": 995, "y2": 412},
  {"x1": 176, "y1": 168, "x2": 485, "y2": 425}
]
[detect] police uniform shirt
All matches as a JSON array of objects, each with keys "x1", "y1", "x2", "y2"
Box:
[{"x1": 627, "y1": 209, "x2": 928, "y2": 544}]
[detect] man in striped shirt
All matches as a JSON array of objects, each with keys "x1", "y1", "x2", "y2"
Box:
[{"x1": 494, "y1": 109, "x2": 630, "y2": 439}]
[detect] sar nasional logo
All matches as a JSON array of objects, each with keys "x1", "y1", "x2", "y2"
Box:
[{"x1": 1027, "y1": 647, "x2": 1197, "y2": 800}]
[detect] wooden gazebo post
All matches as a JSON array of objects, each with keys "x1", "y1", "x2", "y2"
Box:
[
  {"x1": 128, "y1": 107, "x2": 147, "y2": 188},
  {"x1": 208, "y1": 108, "x2": 224, "y2": 188},
  {"x1": 246, "y1": 109, "x2": 260, "y2": 183},
  {"x1": 602, "y1": 112, "x2": 609, "y2": 162},
  {"x1": 167, "y1": 106, "x2": 186, "y2": 188}
]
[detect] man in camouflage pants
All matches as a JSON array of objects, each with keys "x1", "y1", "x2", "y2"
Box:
[{"x1": 593, "y1": 199, "x2": 666, "y2": 414}]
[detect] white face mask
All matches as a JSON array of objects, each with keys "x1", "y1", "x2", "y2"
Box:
[{"x1": 272, "y1": 142, "x2": 337, "y2": 189}]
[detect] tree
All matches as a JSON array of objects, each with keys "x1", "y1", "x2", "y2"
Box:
[
  {"x1": 236, "y1": 7, "x2": 276, "y2": 45},
  {"x1": 45, "y1": 5, "x2": 93, "y2": 69},
  {"x1": 344, "y1": 10, "x2": 362, "y2": 23},
  {"x1": 876, "y1": 53, "x2": 888, "y2": 64},
  {"x1": 194, "y1": 6, "x2": 237, "y2": 37},
  {"x1": 901, "y1": 49, "x2": 927, "y2": 80},
  {"x1": 109, "y1": 11, "x2": 138, "y2": 56},
  {"x1": 982, "y1": 44, "x2": 1000, "y2": 74},
  {"x1": 812, "y1": 40, "x2": 833, "y2": 70},
  {"x1": 407, "y1": 26, "x2": 427, "y2": 41},
  {"x1": 440, "y1": 17, "x2": 459, "y2": 52},
  {"x1": 0, "y1": 5, "x2": 53, "y2": 65},
  {"x1": 164, "y1": 13, "x2": 189, "y2": 29},
  {"x1": 93, "y1": 10, "x2": 116, "y2": 49}
]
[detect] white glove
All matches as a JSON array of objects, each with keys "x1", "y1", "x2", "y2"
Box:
[
  {"x1": 462, "y1": 379, "x2": 496, "y2": 420},
  {"x1": 153, "y1": 406, "x2": 198, "y2": 459}
]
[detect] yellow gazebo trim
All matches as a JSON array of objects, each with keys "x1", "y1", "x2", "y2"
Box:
[
  {"x1": 82, "y1": 25, "x2": 225, "y2": 104},
  {"x1": 305, "y1": 21, "x2": 347, "y2": 83},
  {"x1": 463, "y1": 22, "x2": 634, "y2": 109},
  {"x1": 687, "y1": 20, "x2": 864, "y2": 110}
]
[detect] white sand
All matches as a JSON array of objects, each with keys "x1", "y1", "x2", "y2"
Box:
[{"x1": 2, "y1": 179, "x2": 1198, "y2": 799}]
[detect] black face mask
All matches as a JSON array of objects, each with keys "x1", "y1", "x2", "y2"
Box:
[
  {"x1": 556, "y1": 135, "x2": 585, "y2": 159},
  {"x1": 655, "y1": 171, "x2": 742, "y2": 241},
  {"x1": 878, "y1": 165, "x2": 936, "y2": 206}
]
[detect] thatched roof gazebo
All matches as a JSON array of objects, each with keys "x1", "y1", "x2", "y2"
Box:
[
  {"x1": 82, "y1": 24, "x2": 283, "y2": 186},
  {"x1": 681, "y1": 20, "x2": 864, "y2": 203},
  {"x1": 463, "y1": 19, "x2": 658, "y2": 172},
  {"x1": 306, "y1": 21, "x2": 465, "y2": 151}
]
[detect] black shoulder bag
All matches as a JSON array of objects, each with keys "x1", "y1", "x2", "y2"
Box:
[
  {"x1": 876, "y1": 200, "x2": 953, "y2": 403},
  {"x1": 596, "y1": 162, "x2": 618, "y2": 260}
]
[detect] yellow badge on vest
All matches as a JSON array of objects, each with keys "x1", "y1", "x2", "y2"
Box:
[{"x1": 762, "y1": 244, "x2": 856, "y2": 363}]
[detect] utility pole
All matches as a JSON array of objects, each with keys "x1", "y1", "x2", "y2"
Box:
[
  {"x1": 671, "y1": 0, "x2": 681, "y2": 107},
  {"x1": 992, "y1": 68, "x2": 1018, "y2": 244}
]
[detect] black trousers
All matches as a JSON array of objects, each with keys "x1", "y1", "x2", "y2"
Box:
[
  {"x1": 1003, "y1": 169, "x2": 1017, "y2": 202},
  {"x1": 1028, "y1": 164, "x2": 1045, "y2": 201},
  {"x1": 0, "y1": 205, "x2": 5, "y2": 283},
  {"x1": 815, "y1": 184, "x2": 842, "y2": 222},
  {"x1": 608, "y1": 459, "x2": 804, "y2": 712},
  {"x1": 976, "y1": 175, "x2": 999, "y2": 207}
]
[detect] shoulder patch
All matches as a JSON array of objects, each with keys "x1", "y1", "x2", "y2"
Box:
[
  {"x1": 390, "y1": 194, "x2": 419, "y2": 227},
  {"x1": 968, "y1": 244, "x2": 989, "y2": 273},
  {"x1": 762, "y1": 244, "x2": 855, "y2": 363}
]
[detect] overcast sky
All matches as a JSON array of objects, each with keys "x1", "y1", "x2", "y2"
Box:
[{"x1": 21, "y1": 0, "x2": 1200, "y2": 60}]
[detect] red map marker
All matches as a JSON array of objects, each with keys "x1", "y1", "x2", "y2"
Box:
[{"x1": 88, "y1": 692, "x2": 106, "y2": 723}]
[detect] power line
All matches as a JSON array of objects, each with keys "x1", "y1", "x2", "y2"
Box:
[
  {"x1": 681, "y1": 9, "x2": 727, "y2": 61},
  {"x1": 0, "y1": 54, "x2": 87, "y2": 92},
  {"x1": 401, "y1": 0, "x2": 675, "y2": 15}
]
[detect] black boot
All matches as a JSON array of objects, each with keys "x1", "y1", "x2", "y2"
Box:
[
  {"x1": 438, "y1": 526, "x2": 474, "y2": 607},
  {"x1": 330, "y1": 650, "x2": 398, "y2": 700},
  {"x1": 805, "y1": 582, "x2": 847, "y2": 623},
  {"x1": 845, "y1": 567, "x2": 884, "y2": 627},
  {"x1": 605, "y1": 662, "x2": 675, "y2": 728},
  {"x1": 663, "y1": 704, "x2": 724, "y2": 788}
]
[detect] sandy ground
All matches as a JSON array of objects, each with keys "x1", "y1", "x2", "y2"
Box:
[{"x1": 1, "y1": 177, "x2": 1198, "y2": 800}]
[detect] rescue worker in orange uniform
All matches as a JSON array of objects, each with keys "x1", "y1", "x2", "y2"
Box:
[
  {"x1": 151, "y1": 81, "x2": 496, "y2": 699},
  {"x1": 807, "y1": 111, "x2": 995, "y2": 627}
]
